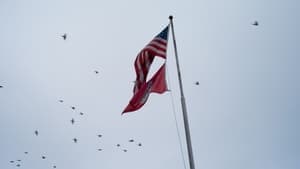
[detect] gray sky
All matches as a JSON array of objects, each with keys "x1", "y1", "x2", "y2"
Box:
[{"x1": 1, "y1": 0, "x2": 299, "y2": 169}]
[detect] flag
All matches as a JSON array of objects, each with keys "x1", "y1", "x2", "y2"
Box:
[
  {"x1": 133, "y1": 26, "x2": 169, "y2": 93},
  {"x1": 122, "y1": 25, "x2": 170, "y2": 114},
  {"x1": 122, "y1": 63, "x2": 168, "y2": 114}
]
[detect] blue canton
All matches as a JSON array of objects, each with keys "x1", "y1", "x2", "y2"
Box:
[{"x1": 155, "y1": 26, "x2": 169, "y2": 40}]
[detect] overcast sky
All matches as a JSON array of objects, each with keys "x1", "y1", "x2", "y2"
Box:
[{"x1": 1, "y1": 0, "x2": 300, "y2": 169}]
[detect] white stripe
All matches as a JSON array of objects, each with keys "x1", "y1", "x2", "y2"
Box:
[
  {"x1": 153, "y1": 37, "x2": 167, "y2": 44},
  {"x1": 144, "y1": 46, "x2": 166, "y2": 56},
  {"x1": 148, "y1": 41, "x2": 167, "y2": 50}
]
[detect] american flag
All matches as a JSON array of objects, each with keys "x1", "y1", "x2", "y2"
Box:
[{"x1": 133, "y1": 26, "x2": 169, "y2": 93}]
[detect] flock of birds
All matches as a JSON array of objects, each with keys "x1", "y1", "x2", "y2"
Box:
[
  {"x1": 2, "y1": 21, "x2": 259, "y2": 168},
  {"x1": 7, "y1": 98, "x2": 143, "y2": 168},
  {"x1": 3, "y1": 33, "x2": 143, "y2": 168}
]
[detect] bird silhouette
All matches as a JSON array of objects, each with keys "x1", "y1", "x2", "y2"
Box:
[
  {"x1": 129, "y1": 139, "x2": 134, "y2": 142},
  {"x1": 98, "y1": 134, "x2": 102, "y2": 138},
  {"x1": 10, "y1": 161, "x2": 14, "y2": 163},
  {"x1": 16, "y1": 164, "x2": 20, "y2": 167},
  {"x1": 61, "y1": 33, "x2": 67, "y2": 40},
  {"x1": 71, "y1": 118, "x2": 75, "y2": 125},
  {"x1": 0, "y1": 85, "x2": 3, "y2": 88},
  {"x1": 94, "y1": 70, "x2": 99, "y2": 74},
  {"x1": 16, "y1": 160, "x2": 21, "y2": 162},
  {"x1": 116, "y1": 144, "x2": 120, "y2": 147},
  {"x1": 71, "y1": 106, "x2": 75, "y2": 110},
  {"x1": 24, "y1": 152, "x2": 28, "y2": 154},
  {"x1": 79, "y1": 112, "x2": 84, "y2": 115},
  {"x1": 42, "y1": 156, "x2": 46, "y2": 159},
  {"x1": 138, "y1": 143, "x2": 142, "y2": 146},
  {"x1": 59, "y1": 100, "x2": 64, "y2": 103},
  {"x1": 73, "y1": 138, "x2": 77, "y2": 143},
  {"x1": 252, "y1": 21, "x2": 259, "y2": 26},
  {"x1": 34, "y1": 130, "x2": 39, "y2": 136},
  {"x1": 98, "y1": 148, "x2": 103, "y2": 151},
  {"x1": 195, "y1": 81, "x2": 199, "y2": 85},
  {"x1": 123, "y1": 149, "x2": 127, "y2": 152},
  {"x1": 53, "y1": 165, "x2": 57, "y2": 168}
]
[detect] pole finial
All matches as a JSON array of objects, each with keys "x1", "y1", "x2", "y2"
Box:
[{"x1": 169, "y1": 15, "x2": 173, "y2": 20}]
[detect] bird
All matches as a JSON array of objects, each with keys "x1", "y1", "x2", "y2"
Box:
[
  {"x1": 116, "y1": 144, "x2": 120, "y2": 147},
  {"x1": 252, "y1": 21, "x2": 259, "y2": 26},
  {"x1": 61, "y1": 33, "x2": 67, "y2": 40},
  {"x1": 34, "y1": 130, "x2": 39, "y2": 136},
  {"x1": 97, "y1": 134, "x2": 102, "y2": 138},
  {"x1": 73, "y1": 138, "x2": 77, "y2": 143},
  {"x1": 195, "y1": 81, "x2": 199, "y2": 85},
  {"x1": 24, "y1": 152, "x2": 28, "y2": 154},
  {"x1": 123, "y1": 149, "x2": 127, "y2": 152},
  {"x1": 97, "y1": 148, "x2": 103, "y2": 151},
  {"x1": 94, "y1": 70, "x2": 99, "y2": 74},
  {"x1": 129, "y1": 139, "x2": 134, "y2": 142},
  {"x1": 59, "y1": 100, "x2": 64, "y2": 103},
  {"x1": 71, "y1": 106, "x2": 75, "y2": 110},
  {"x1": 10, "y1": 161, "x2": 14, "y2": 163},
  {"x1": 42, "y1": 156, "x2": 46, "y2": 159},
  {"x1": 71, "y1": 118, "x2": 75, "y2": 125},
  {"x1": 16, "y1": 164, "x2": 21, "y2": 167},
  {"x1": 53, "y1": 165, "x2": 57, "y2": 168},
  {"x1": 138, "y1": 143, "x2": 142, "y2": 146},
  {"x1": 0, "y1": 85, "x2": 3, "y2": 88},
  {"x1": 79, "y1": 112, "x2": 84, "y2": 115},
  {"x1": 16, "y1": 160, "x2": 21, "y2": 162}
]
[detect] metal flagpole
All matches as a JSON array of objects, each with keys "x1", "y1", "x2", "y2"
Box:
[{"x1": 168, "y1": 15, "x2": 196, "y2": 169}]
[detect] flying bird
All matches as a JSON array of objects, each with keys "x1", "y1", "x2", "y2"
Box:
[
  {"x1": 34, "y1": 130, "x2": 38, "y2": 136},
  {"x1": 116, "y1": 144, "x2": 120, "y2": 147},
  {"x1": 252, "y1": 21, "x2": 259, "y2": 26},
  {"x1": 71, "y1": 118, "x2": 75, "y2": 125},
  {"x1": 61, "y1": 33, "x2": 67, "y2": 40},
  {"x1": 42, "y1": 156, "x2": 46, "y2": 159},
  {"x1": 79, "y1": 112, "x2": 84, "y2": 115},
  {"x1": 16, "y1": 160, "x2": 21, "y2": 162},
  {"x1": 59, "y1": 100, "x2": 64, "y2": 103},
  {"x1": 71, "y1": 106, "x2": 75, "y2": 110},
  {"x1": 94, "y1": 70, "x2": 99, "y2": 74},
  {"x1": 73, "y1": 138, "x2": 77, "y2": 143},
  {"x1": 10, "y1": 161, "x2": 14, "y2": 163},
  {"x1": 138, "y1": 143, "x2": 142, "y2": 146},
  {"x1": 24, "y1": 152, "x2": 28, "y2": 154},
  {"x1": 97, "y1": 134, "x2": 102, "y2": 138},
  {"x1": 0, "y1": 85, "x2": 3, "y2": 88},
  {"x1": 16, "y1": 164, "x2": 21, "y2": 167},
  {"x1": 97, "y1": 148, "x2": 103, "y2": 151},
  {"x1": 195, "y1": 81, "x2": 199, "y2": 85},
  {"x1": 123, "y1": 149, "x2": 127, "y2": 152},
  {"x1": 129, "y1": 139, "x2": 134, "y2": 142},
  {"x1": 53, "y1": 166, "x2": 57, "y2": 168}
]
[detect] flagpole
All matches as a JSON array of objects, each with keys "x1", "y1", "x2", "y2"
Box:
[{"x1": 169, "y1": 15, "x2": 196, "y2": 169}]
